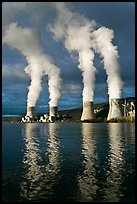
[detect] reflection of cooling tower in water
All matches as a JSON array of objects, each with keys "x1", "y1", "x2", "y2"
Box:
[
  {"x1": 20, "y1": 123, "x2": 42, "y2": 200},
  {"x1": 26, "y1": 106, "x2": 35, "y2": 117},
  {"x1": 103, "y1": 123, "x2": 125, "y2": 202},
  {"x1": 20, "y1": 123, "x2": 62, "y2": 201},
  {"x1": 81, "y1": 101, "x2": 94, "y2": 121},
  {"x1": 48, "y1": 123, "x2": 61, "y2": 173},
  {"x1": 107, "y1": 99, "x2": 122, "y2": 120},
  {"x1": 77, "y1": 123, "x2": 98, "y2": 202}
]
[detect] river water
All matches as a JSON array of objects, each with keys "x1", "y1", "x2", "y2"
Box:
[{"x1": 2, "y1": 123, "x2": 135, "y2": 202}]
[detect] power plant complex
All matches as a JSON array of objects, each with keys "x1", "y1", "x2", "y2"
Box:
[
  {"x1": 22, "y1": 105, "x2": 58, "y2": 123},
  {"x1": 3, "y1": 6, "x2": 126, "y2": 124},
  {"x1": 3, "y1": 2, "x2": 135, "y2": 124},
  {"x1": 21, "y1": 98, "x2": 125, "y2": 123}
]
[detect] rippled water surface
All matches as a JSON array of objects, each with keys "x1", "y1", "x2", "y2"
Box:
[{"x1": 2, "y1": 123, "x2": 135, "y2": 202}]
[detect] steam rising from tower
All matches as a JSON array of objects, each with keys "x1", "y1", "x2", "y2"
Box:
[
  {"x1": 48, "y1": 2, "x2": 97, "y2": 121},
  {"x1": 91, "y1": 27, "x2": 123, "y2": 100},
  {"x1": 91, "y1": 27, "x2": 123, "y2": 120},
  {"x1": 2, "y1": 3, "x2": 124, "y2": 121},
  {"x1": 2, "y1": 23, "x2": 62, "y2": 116}
]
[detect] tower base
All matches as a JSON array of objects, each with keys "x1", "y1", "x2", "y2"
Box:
[
  {"x1": 26, "y1": 106, "x2": 35, "y2": 118},
  {"x1": 81, "y1": 101, "x2": 94, "y2": 121},
  {"x1": 107, "y1": 99, "x2": 122, "y2": 121}
]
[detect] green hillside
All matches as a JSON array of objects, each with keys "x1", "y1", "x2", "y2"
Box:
[{"x1": 58, "y1": 102, "x2": 109, "y2": 121}]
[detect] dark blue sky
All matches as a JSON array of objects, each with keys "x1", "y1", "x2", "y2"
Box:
[{"x1": 2, "y1": 2, "x2": 135, "y2": 114}]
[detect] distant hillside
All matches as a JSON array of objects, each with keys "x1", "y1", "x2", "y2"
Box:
[
  {"x1": 58, "y1": 107, "x2": 82, "y2": 120},
  {"x1": 57, "y1": 102, "x2": 109, "y2": 120}
]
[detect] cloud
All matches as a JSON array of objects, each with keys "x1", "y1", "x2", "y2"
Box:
[{"x1": 2, "y1": 63, "x2": 29, "y2": 86}]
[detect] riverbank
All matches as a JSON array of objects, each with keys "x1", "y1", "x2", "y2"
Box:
[{"x1": 2, "y1": 118, "x2": 135, "y2": 124}]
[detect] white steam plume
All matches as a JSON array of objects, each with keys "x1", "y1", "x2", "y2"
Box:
[
  {"x1": 3, "y1": 23, "x2": 62, "y2": 107},
  {"x1": 91, "y1": 27, "x2": 123, "y2": 99},
  {"x1": 48, "y1": 2, "x2": 97, "y2": 103}
]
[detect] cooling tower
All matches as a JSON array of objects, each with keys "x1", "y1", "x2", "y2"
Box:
[
  {"x1": 50, "y1": 106, "x2": 58, "y2": 117},
  {"x1": 26, "y1": 106, "x2": 35, "y2": 117},
  {"x1": 49, "y1": 106, "x2": 58, "y2": 117},
  {"x1": 107, "y1": 99, "x2": 122, "y2": 121},
  {"x1": 81, "y1": 101, "x2": 94, "y2": 121},
  {"x1": 49, "y1": 106, "x2": 58, "y2": 122}
]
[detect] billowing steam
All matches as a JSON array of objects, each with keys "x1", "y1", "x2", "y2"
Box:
[
  {"x1": 48, "y1": 2, "x2": 97, "y2": 103},
  {"x1": 2, "y1": 2, "x2": 123, "y2": 113},
  {"x1": 91, "y1": 27, "x2": 123, "y2": 99},
  {"x1": 2, "y1": 23, "x2": 62, "y2": 107},
  {"x1": 49, "y1": 2, "x2": 123, "y2": 102}
]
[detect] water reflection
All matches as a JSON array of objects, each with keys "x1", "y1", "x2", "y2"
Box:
[
  {"x1": 103, "y1": 123, "x2": 125, "y2": 202},
  {"x1": 77, "y1": 123, "x2": 98, "y2": 202},
  {"x1": 47, "y1": 123, "x2": 61, "y2": 174},
  {"x1": 2, "y1": 123, "x2": 135, "y2": 202},
  {"x1": 123, "y1": 123, "x2": 135, "y2": 145},
  {"x1": 20, "y1": 123, "x2": 62, "y2": 201}
]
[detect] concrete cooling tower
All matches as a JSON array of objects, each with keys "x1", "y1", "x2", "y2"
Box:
[
  {"x1": 107, "y1": 99, "x2": 122, "y2": 121},
  {"x1": 26, "y1": 106, "x2": 35, "y2": 118},
  {"x1": 81, "y1": 101, "x2": 94, "y2": 121},
  {"x1": 49, "y1": 106, "x2": 58, "y2": 122},
  {"x1": 50, "y1": 106, "x2": 58, "y2": 116}
]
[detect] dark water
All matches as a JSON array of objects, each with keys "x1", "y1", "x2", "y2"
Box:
[{"x1": 2, "y1": 123, "x2": 135, "y2": 202}]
